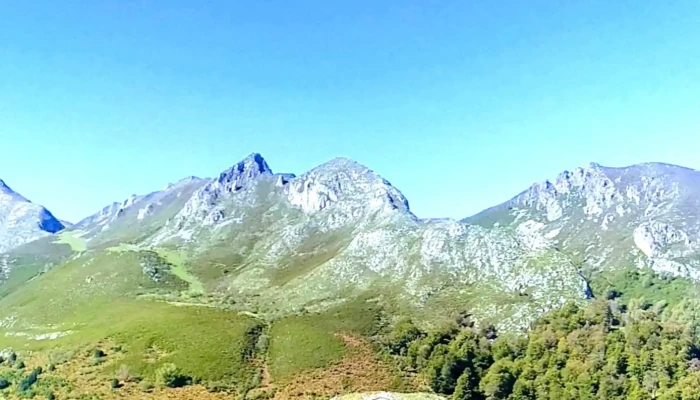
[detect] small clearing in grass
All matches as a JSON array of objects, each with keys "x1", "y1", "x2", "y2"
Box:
[
  {"x1": 153, "y1": 248, "x2": 205, "y2": 295},
  {"x1": 53, "y1": 231, "x2": 87, "y2": 252}
]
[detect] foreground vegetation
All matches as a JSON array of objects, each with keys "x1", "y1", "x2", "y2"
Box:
[
  {"x1": 3, "y1": 236, "x2": 700, "y2": 400},
  {"x1": 385, "y1": 296, "x2": 700, "y2": 400}
]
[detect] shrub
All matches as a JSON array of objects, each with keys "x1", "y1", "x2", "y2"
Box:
[
  {"x1": 93, "y1": 349, "x2": 106, "y2": 358},
  {"x1": 156, "y1": 363, "x2": 190, "y2": 388},
  {"x1": 110, "y1": 378, "x2": 120, "y2": 389},
  {"x1": 385, "y1": 319, "x2": 424, "y2": 356},
  {"x1": 47, "y1": 363, "x2": 56, "y2": 372},
  {"x1": 139, "y1": 380, "x2": 155, "y2": 392},
  {"x1": 606, "y1": 289, "x2": 622, "y2": 300},
  {"x1": 117, "y1": 364, "x2": 132, "y2": 382},
  {"x1": 15, "y1": 360, "x2": 25, "y2": 369},
  {"x1": 17, "y1": 368, "x2": 40, "y2": 392},
  {"x1": 49, "y1": 349, "x2": 75, "y2": 365},
  {"x1": 47, "y1": 393, "x2": 56, "y2": 400},
  {"x1": 0, "y1": 378, "x2": 9, "y2": 390}
]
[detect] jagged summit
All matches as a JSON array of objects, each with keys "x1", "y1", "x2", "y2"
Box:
[
  {"x1": 0, "y1": 179, "x2": 26, "y2": 201},
  {"x1": 163, "y1": 176, "x2": 204, "y2": 190},
  {"x1": 285, "y1": 156, "x2": 411, "y2": 215},
  {"x1": 466, "y1": 161, "x2": 700, "y2": 281},
  {"x1": 0, "y1": 178, "x2": 65, "y2": 252},
  {"x1": 215, "y1": 152, "x2": 273, "y2": 188}
]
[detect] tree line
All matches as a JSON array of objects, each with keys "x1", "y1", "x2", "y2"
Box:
[{"x1": 383, "y1": 298, "x2": 700, "y2": 400}]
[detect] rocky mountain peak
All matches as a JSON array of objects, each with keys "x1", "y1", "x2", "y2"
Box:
[
  {"x1": 166, "y1": 153, "x2": 278, "y2": 228},
  {"x1": 214, "y1": 153, "x2": 272, "y2": 190},
  {"x1": 0, "y1": 179, "x2": 27, "y2": 201},
  {"x1": 0, "y1": 178, "x2": 65, "y2": 253},
  {"x1": 467, "y1": 161, "x2": 700, "y2": 282},
  {"x1": 163, "y1": 176, "x2": 203, "y2": 191},
  {"x1": 285, "y1": 157, "x2": 411, "y2": 216}
]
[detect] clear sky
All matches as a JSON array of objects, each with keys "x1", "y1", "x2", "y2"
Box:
[{"x1": 1, "y1": 1, "x2": 699, "y2": 223}]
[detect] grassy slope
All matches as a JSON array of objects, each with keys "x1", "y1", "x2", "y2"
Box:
[
  {"x1": 268, "y1": 299, "x2": 383, "y2": 382},
  {"x1": 153, "y1": 247, "x2": 205, "y2": 295},
  {"x1": 588, "y1": 266, "x2": 700, "y2": 305},
  {"x1": 53, "y1": 230, "x2": 87, "y2": 252},
  {"x1": 0, "y1": 249, "x2": 262, "y2": 390}
]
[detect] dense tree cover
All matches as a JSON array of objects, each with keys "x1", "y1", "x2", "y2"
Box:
[{"x1": 385, "y1": 299, "x2": 700, "y2": 400}]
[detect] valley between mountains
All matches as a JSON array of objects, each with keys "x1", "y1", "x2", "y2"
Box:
[{"x1": 1, "y1": 154, "x2": 700, "y2": 399}]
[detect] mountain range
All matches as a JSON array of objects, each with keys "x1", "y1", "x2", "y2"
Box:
[
  {"x1": 2, "y1": 155, "x2": 700, "y2": 329},
  {"x1": 1, "y1": 154, "x2": 700, "y2": 398}
]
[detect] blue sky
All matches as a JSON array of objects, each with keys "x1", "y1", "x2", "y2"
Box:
[{"x1": 1, "y1": 1, "x2": 699, "y2": 222}]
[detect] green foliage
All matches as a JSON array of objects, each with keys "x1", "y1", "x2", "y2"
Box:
[
  {"x1": 385, "y1": 319, "x2": 425, "y2": 356},
  {"x1": 139, "y1": 379, "x2": 155, "y2": 392},
  {"x1": 0, "y1": 377, "x2": 9, "y2": 389},
  {"x1": 17, "y1": 367, "x2": 41, "y2": 392},
  {"x1": 155, "y1": 363, "x2": 189, "y2": 388},
  {"x1": 15, "y1": 360, "x2": 25, "y2": 370},
  {"x1": 110, "y1": 378, "x2": 120, "y2": 389},
  {"x1": 386, "y1": 298, "x2": 700, "y2": 400},
  {"x1": 589, "y1": 267, "x2": 700, "y2": 306},
  {"x1": 268, "y1": 299, "x2": 382, "y2": 381}
]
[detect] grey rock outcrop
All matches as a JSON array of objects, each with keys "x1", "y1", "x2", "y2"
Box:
[
  {"x1": 0, "y1": 179, "x2": 65, "y2": 253},
  {"x1": 149, "y1": 154, "x2": 588, "y2": 331},
  {"x1": 466, "y1": 162, "x2": 700, "y2": 279},
  {"x1": 70, "y1": 175, "x2": 206, "y2": 247}
]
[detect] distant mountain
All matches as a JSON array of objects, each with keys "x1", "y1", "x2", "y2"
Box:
[
  {"x1": 0, "y1": 178, "x2": 64, "y2": 253},
  {"x1": 3, "y1": 155, "x2": 700, "y2": 397},
  {"x1": 0, "y1": 154, "x2": 590, "y2": 331},
  {"x1": 70, "y1": 175, "x2": 206, "y2": 248},
  {"x1": 118, "y1": 153, "x2": 587, "y2": 330},
  {"x1": 465, "y1": 162, "x2": 700, "y2": 280}
]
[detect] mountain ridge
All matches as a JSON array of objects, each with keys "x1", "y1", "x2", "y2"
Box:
[
  {"x1": 2, "y1": 155, "x2": 700, "y2": 331},
  {"x1": 465, "y1": 161, "x2": 700, "y2": 281},
  {"x1": 2, "y1": 154, "x2": 700, "y2": 398},
  {"x1": 0, "y1": 178, "x2": 65, "y2": 253}
]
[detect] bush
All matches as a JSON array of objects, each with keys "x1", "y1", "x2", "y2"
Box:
[
  {"x1": 155, "y1": 363, "x2": 189, "y2": 388},
  {"x1": 47, "y1": 393, "x2": 56, "y2": 400},
  {"x1": 110, "y1": 378, "x2": 120, "y2": 389},
  {"x1": 385, "y1": 319, "x2": 424, "y2": 356},
  {"x1": 15, "y1": 360, "x2": 25, "y2": 369},
  {"x1": 49, "y1": 349, "x2": 75, "y2": 365},
  {"x1": 139, "y1": 380, "x2": 155, "y2": 392},
  {"x1": 93, "y1": 349, "x2": 106, "y2": 358},
  {"x1": 47, "y1": 363, "x2": 56, "y2": 372},
  {"x1": 606, "y1": 289, "x2": 622, "y2": 300},
  {"x1": 117, "y1": 364, "x2": 132, "y2": 382},
  {"x1": 17, "y1": 368, "x2": 40, "y2": 392},
  {"x1": 0, "y1": 378, "x2": 9, "y2": 390}
]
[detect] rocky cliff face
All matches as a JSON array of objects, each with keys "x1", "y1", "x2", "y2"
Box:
[
  {"x1": 8, "y1": 157, "x2": 698, "y2": 331},
  {"x1": 143, "y1": 154, "x2": 588, "y2": 330},
  {"x1": 465, "y1": 162, "x2": 700, "y2": 279},
  {"x1": 0, "y1": 179, "x2": 65, "y2": 253},
  {"x1": 70, "y1": 176, "x2": 206, "y2": 247}
]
